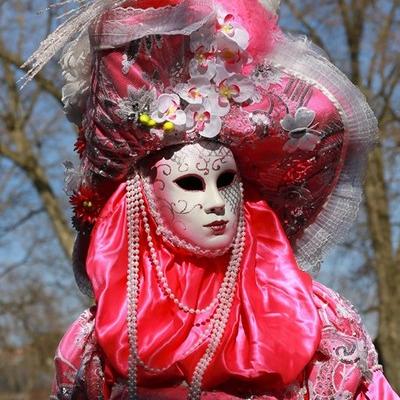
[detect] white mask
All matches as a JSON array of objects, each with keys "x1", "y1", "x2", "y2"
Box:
[{"x1": 141, "y1": 141, "x2": 242, "y2": 254}]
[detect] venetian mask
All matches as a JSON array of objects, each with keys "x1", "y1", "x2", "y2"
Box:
[{"x1": 141, "y1": 141, "x2": 242, "y2": 254}]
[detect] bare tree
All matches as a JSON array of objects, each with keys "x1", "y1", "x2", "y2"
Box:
[
  {"x1": 1, "y1": 0, "x2": 399, "y2": 395},
  {"x1": 281, "y1": 0, "x2": 400, "y2": 390},
  {"x1": 0, "y1": 1, "x2": 83, "y2": 396},
  {"x1": 0, "y1": 275, "x2": 66, "y2": 398},
  {"x1": 0, "y1": 0, "x2": 74, "y2": 259}
]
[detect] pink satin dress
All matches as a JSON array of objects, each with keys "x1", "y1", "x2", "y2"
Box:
[{"x1": 51, "y1": 184, "x2": 399, "y2": 399}]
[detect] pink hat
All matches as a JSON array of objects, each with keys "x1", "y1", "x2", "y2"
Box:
[{"x1": 25, "y1": 0, "x2": 376, "y2": 293}]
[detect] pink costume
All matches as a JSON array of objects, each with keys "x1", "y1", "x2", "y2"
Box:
[
  {"x1": 24, "y1": 0, "x2": 399, "y2": 399},
  {"x1": 51, "y1": 186, "x2": 399, "y2": 399}
]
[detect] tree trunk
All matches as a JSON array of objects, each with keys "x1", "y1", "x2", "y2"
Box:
[
  {"x1": 23, "y1": 154, "x2": 74, "y2": 260},
  {"x1": 364, "y1": 146, "x2": 400, "y2": 391}
]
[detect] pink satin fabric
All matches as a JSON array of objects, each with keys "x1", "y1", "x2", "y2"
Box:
[
  {"x1": 357, "y1": 371, "x2": 400, "y2": 400},
  {"x1": 52, "y1": 294, "x2": 400, "y2": 399},
  {"x1": 86, "y1": 182, "x2": 321, "y2": 394}
]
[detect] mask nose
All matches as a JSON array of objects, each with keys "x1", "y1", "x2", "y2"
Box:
[{"x1": 204, "y1": 184, "x2": 225, "y2": 215}]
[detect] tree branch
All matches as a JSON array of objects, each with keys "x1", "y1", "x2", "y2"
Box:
[
  {"x1": 0, "y1": 141, "x2": 26, "y2": 167},
  {"x1": 366, "y1": 0, "x2": 400, "y2": 88},
  {"x1": 0, "y1": 208, "x2": 45, "y2": 235},
  {"x1": 1, "y1": 128, "x2": 74, "y2": 260},
  {"x1": 285, "y1": 0, "x2": 333, "y2": 60},
  {"x1": 22, "y1": 86, "x2": 43, "y2": 126},
  {"x1": 0, "y1": 41, "x2": 62, "y2": 104},
  {"x1": 337, "y1": 0, "x2": 366, "y2": 84},
  {"x1": 0, "y1": 243, "x2": 36, "y2": 280}
]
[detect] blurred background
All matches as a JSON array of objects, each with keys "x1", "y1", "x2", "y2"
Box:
[{"x1": 0, "y1": 0, "x2": 399, "y2": 398}]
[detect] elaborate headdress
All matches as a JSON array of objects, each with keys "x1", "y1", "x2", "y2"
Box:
[{"x1": 25, "y1": 0, "x2": 376, "y2": 289}]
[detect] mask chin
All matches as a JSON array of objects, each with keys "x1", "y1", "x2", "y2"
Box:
[{"x1": 140, "y1": 141, "x2": 243, "y2": 256}]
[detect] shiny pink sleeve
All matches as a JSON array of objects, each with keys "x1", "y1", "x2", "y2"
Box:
[
  {"x1": 50, "y1": 307, "x2": 107, "y2": 400},
  {"x1": 356, "y1": 371, "x2": 400, "y2": 400},
  {"x1": 51, "y1": 309, "x2": 93, "y2": 398},
  {"x1": 311, "y1": 282, "x2": 400, "y2": 400}
]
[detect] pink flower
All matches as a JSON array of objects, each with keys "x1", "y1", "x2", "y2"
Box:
[
  {"x1": 174, "y1": 77, "x2": 211, "y2": 105},
  {"x1": 216, "y1": 7, "x2": 250, "y2": 50},
  {"x1": 186, "y1": 103, "x2": 222, "y2": 138},
  {"x1": 151, "y1": 94, "x2": 186, "y2": 128},
  {"x1": 209, "y1": 69, "x2": 256, "y2": 116},
  {"x1": 189, "y1": 46, "x2": 217, "y2": 79},
  {"x1": 216, "y1": 36, "x2": 248, "y2": 73}
]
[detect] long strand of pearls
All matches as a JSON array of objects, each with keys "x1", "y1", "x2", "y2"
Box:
[
  {"x1": 126, "y1": 176, "x2": 246, "y2": 399},
  {"x1": 126, "y1": 175, "x2": 141, "y2": 400},
  {"x1": 140, "y1": 192, "x2": 218, "y2": 315},
  {"x1": 188, "y1": 187, "x2": 246, "y2": 400},
  {"x1": 141, "y1": 176, "x2": 244, "y2": 315}
]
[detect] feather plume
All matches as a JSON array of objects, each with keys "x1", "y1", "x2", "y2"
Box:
[
  {"x1": 21, "y1": 0, "x2": 126, "y2": 87},
  {"x1": 258, "y1": 0, "x2": 280, "y2": 13}
]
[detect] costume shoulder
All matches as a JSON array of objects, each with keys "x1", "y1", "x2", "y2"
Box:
[
  {"x1": 310, "y1": 281, "x2": 399, "y2": 399},
  {"x1": 312, "y1": 280, "x2": 379, "y2": 375},
  {"x1": 50, "y1": 307, "x2": 106, "y2": 400}
]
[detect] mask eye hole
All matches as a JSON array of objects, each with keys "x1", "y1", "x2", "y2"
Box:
[
  {"x1": 174, "y1": 175, "x2": 205, "y2": 191},
  {"x1": 217, "y1": 171, "x2": 236, "y2": 189}
]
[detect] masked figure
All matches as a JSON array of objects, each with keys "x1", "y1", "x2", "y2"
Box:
[{"x1": 24, "y1": 0, "x2": 399, "y2": 399}]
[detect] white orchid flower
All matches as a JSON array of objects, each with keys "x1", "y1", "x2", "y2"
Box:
[
  {"x1": 185, "y1": 102, "x2": 222, "y2": 138},
  {"x1": 151, "y1": 94, "x2": 186, "y2": 128},
  {"x1": 190, "y1": 20, "x2": 216, "y2": 53},
  {"x1": 216, "y1": 35, "x2": 248, "y2": 73},
  {"x1": 208, "y1": 71, "x2": 256, "y2": 115},
  {"x1": 174, "y1": 77, "x2": 211, "y2": 105},
  {"x1": 189, "y1": 45, "x2": 217, "y2": 80},
  {"x1": 215, "y1": 6, "x2": 250, "y2": 50}
]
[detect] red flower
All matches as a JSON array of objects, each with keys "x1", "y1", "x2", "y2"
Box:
[
  {"x1": 70, "y1": 186, "x2": 103, "y2": 228},
  {"x1": 74, "y1": 127, "x2": 87, "y2": 157}
]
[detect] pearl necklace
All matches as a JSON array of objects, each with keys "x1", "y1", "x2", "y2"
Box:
[
  {"x1": 188, "y1": 202, "x2": 246, "y2": 400},
  {"x1": 140, "y1": 192, "x2": 219, "y2": 315},
  {"x1": 141, "y1": 178, "x2": 244, "y2": 315},
  {"x1": 126, "y1": 174, "x2": 246, "y2": 400},
  {"x1": 126, "y1": 175, "x2": 141, "y2": 400}
]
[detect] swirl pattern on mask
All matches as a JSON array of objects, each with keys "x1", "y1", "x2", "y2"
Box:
[{"x1": 140, "y1": 142, "x2": 242, "y2": 257}]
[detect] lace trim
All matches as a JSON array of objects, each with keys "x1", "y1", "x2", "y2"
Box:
[
  {"x1": 93, "y1": 0, "x2": 214, "y2": 49},
  {"x1": 268, "y1": 35, "x2": 377, "y2": 275},
  {"x1": 315, "y1": 284, "x2": 380, "y2": 381}
]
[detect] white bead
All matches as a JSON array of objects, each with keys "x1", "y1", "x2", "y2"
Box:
[{"x1": 127, "y1": 177, "x2": 246, "y2": 399}]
